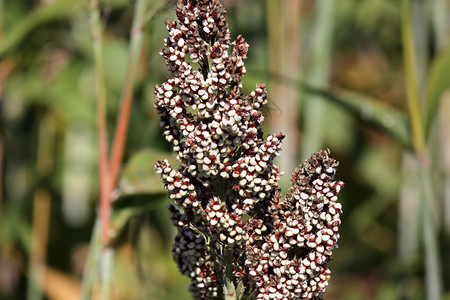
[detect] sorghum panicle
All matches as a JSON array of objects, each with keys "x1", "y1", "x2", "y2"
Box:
[{"x1": 154, "y1": 0, "x2": 344, "y2": 299}]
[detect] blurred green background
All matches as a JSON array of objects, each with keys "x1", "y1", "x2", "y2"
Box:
[{"x1": 1, "y1": 0, "x2": 450, "y2": 299}]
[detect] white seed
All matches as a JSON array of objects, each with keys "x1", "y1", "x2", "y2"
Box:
[{"x1": 186, "y1": 124, "x2": 194, "y2": 132}]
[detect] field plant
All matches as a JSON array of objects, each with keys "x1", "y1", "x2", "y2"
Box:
[{"x1": 154, "y1": 1, "x2": 343, "y2": 299}]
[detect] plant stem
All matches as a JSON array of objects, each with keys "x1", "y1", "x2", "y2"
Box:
[
  {"x1": 419, "y1": 162, "x2": 443, "y2": 300},
  {"x1": 27, "y1": 189, "x2": 51, "y2": 300},
  {"x1": 89, "y1": 0, "x2": 111, "y2": 246},
  {"x1": 0, "y1": 59, "x2": 15, "y2": 221},
  {"x1": 224, "y1": 281, "x2": 236, "y2": 300},
  {"x1": 398, "y1": 153, "x2": 420, "y2": 266},
  {"x1": 281, "y1": 0, "x2": 301, "y2": 181},
  {"x1": 401, "y1": 1, "x2": 443, "y2": 299},
  {"x1": 0, "y1": 88, "x2": 3, "y2": 217},
  {"x1": 27, "y1": 114, "x2": 55, "y2": 300},
  {"x1": 100, "y1": 247, "x2": 114, "y2": 300},
  {"x1": 432, "y1": 0, "x2": 450, "y2": 52},
  {"x1": 267, "y1": 0, "x2": 301, "y2": 186},
  {"x1": 437, "y1": 94, "x2": 450, "y2": 233},
  {"x1": 83, "y1": 1, "x2": 151, "y2": 298},
  {"x1": 109, "y1": 0, "x2": 147, "y2": 189},
  {"x1": 80, "y1": 219, "x2": 102, "y2": 300},
  {"x1": 221, "y1": 247, "x2": 237, "y2": 300},
  {"x1": 302, "y1": 0, "x2": 335, "y2": 157},
  {"x1": 267, "y1": 0, "x2": 287, "y2": 187},
  {"x1": 0, "y1": 0, "x2": 3, "y2": 42},
  {"x1": 87, "y1": 2, "x2": 116, "y2": 299},
  {"x1": 401, "y1": 0, "x2": 425, "y2": 154}
]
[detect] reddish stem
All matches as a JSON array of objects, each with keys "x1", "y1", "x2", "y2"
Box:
[
  {"x1": 90, "y1": 0, "x2": 111, "y2": 246},
  {"x1": 109, "y1": 1, "x2": 146, "y2": 189},
  {"x1": 109, "y1": 87, "x2": 133, "y2": 190}
]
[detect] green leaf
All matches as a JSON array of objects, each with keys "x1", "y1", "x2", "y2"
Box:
[
  {"x1": 0, "y1": 0, "x2": 84, "y2": 58},
  {"x1": 112, "y1": 148, "x2": 179, "y2": 236},
  {"x1": 111, "y1": 194, "x2": 167, "y2": 238},
  {"x1": 0, "y1": 205, "x2": 32, "y2": 253},
  {"x1": 117, "y1": 148, "x2": 178, "y2": 197},
  {"x1": 302, "y1": 85, "x2": 410, "y2": 147},
  {"x1": 425, "y1": 44, "x2": 450, "y2": 138},
  {"x1": 256, "y1": 72, "x2": 410, "y2": 147},
  {"x1": 4, "y1": 60, "x2": 96, "y2": 125},
  {"x1": 114, "y1": 193, "x2": 166, "y2": 210}
]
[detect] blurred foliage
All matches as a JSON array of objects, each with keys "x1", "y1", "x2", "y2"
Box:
[{"x1": 1, "y1": 0, "x2": 450, "y2": 299}]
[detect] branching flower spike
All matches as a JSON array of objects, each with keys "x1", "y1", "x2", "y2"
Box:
[{"x1": 154, "y1": 1, "x2": 344, "y2": 299}]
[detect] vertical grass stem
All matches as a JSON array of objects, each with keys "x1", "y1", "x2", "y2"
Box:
[
  {"x1": 401, "y1": 0, "x2": 425, "y2": 154},
  {"x1": 109, "y1": 0, "x2": 148, "y2": 189},
  {"x1": 420, "y1": 164, "x2": 443, "y2": 300},
  {"x1": 302, "y1": 0, "x2": 335, "y2": 157},
  {"x1": 402, "y1": 1, "x2": 443, "y2": 298},
  {"x1": 89, "y1": 0, "x2": 111, "y2": 246}
]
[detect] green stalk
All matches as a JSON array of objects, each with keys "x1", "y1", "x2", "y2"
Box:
[
  {"x1": 224, "y1": 278, "x2": 236, "y2": 300},
  {"x1": 83, "y1": 1, "x2": 154, "y2": 298},
  {"x1": 398, "y1": 153, "x2": 420, "y2": 267},
  {"x1": 301, "y1": 0, "x2": 335, "y2": 157},
  {"x1": 401, "y1": 1, "x2": 443, "y2": 299},
  {"x1": 80, "y1": 219, "x2": 102, "y2": 300},
  {"x1": 411, "y1": 0, "x2": 429, "y2": 96},
  {"x1": 26, "y1": 115, "x2": 55, "y2": 300},
  {"x1": 420, "y1": 163, "x2": 443, "y2": 300},
  {"x1": 89, "y1": 0, "x2": 111, "y2": 246},
  {"x1": 401, "y1": 0, "x2": 425, "y2": 154},
  {"x1": 100, "y1": 247, "x2": 114, "y2": 300},
  {"x1": 221, "y1": 247, "x2": 237, "y2": 300},
  {"x1": 0, "y1": 87, "x2": 4, "y2": 220},
  {"x1": 85, "y1": 1, "x2": 116, "y2": 299},
  {"x1": 266, "y1": 0, "x2": 292, "y2": 188},
  {"x1": 80, "y1": 221, "x2": 114, "y2": 300},
  {"x1": 279, "y1": 0, "x2": 302, "y2": 183},
  {"x1": 432, "y1": 0, "x2": 450, "y2": 51},
  {"x1": 0, "y1": 0, "x2": 4, "y2": 41},
  {"x1": 438, "y1": 95, "x2": 450, "y2": 235}
]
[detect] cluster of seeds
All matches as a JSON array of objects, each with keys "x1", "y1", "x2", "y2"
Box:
[
  {"x1": 154, "y1": 1, "x2": 343, "y2": 299},
  {"x1": 204, "y1": 196, "x2": 245, "y2": 245},
  {"x1": 155, "y1": 160, "x2": 199, "y2": 209},
  {"x1": 154, "y1": 0, "x2": 270, "y2": 190},
  {"x1": 230, "y1": 133, "x2": 284, "y2": 212},
  {"x1": 244, "y1": 150, "x2": 343, "y2": 300},
  {"x1": 169, "y1": 205, "x2": 221, "y2": 298}
]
